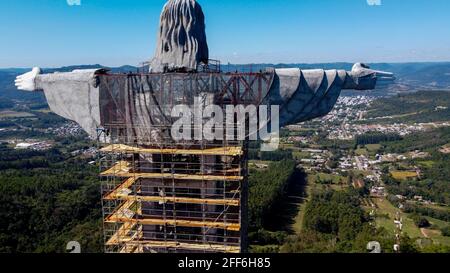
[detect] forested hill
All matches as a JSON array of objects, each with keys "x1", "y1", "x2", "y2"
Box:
[
  {"x1": 363, "y1": 91, "x2": 450, "y2": 123},
  {"x1": 0, "y1": 142, "x2": 102, "y2": 253}
]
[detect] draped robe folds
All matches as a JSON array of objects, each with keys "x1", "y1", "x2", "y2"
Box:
[{"x1": 35, "y1": 68, "x2": 346, "y2": 143}]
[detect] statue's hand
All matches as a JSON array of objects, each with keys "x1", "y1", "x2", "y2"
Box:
[
  {"x1": 14, "y1": 67, "x2": 42, "y2": 91},
  {"x1": 350, "y1": 63, "x2": 395, "y2": 90}
]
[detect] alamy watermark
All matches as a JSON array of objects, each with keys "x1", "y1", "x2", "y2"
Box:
[
  {"x1": 367, "y1": 0, "x2": 382, "y2": 6},
  {"x1": 170, "y1": 97, "x2": 280, "y2": 151},
  {"x1": 66, "y1": 241, "x2": 81, "y2": 253},
  {"x1": 67, "y1": 0, "x2": 81, "y2": 6}
]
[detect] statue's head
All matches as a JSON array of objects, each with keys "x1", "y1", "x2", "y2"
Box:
[{"x1": 150, "y1": 0, "x2": 209, "y2": 73}]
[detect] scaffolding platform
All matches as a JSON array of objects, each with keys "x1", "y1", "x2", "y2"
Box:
[
  {"x1": 99, "y1": 126, "x2": 248, "y2": 253},
  {"x1": 101, "y1": 161, "x2": 243, "y2": 181},
  {"x1": 105, "y1": 217, "x2": 240, "y2": 232},
  {"x1": 103, "y1": 177, "x2": 239, "y2": 206},
  {"x1": 101, "y1": 144, "x2": 244, "y2": 157},
  {"x1": 106, "y1": 222, "x2": 138, "y2": 246},
  {"x1": 101, "y1": 169, "x2": 243, "y2": 182},
  {"x1": 106, "y1": 193, "x2": 240, "y2": 206}
]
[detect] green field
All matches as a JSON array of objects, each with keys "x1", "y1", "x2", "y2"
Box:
[
  {"x1": 292, "y1": 181, "x2": 312, "y2": 235},
  {"x1": 292, "y1": 151, "x2": 310, "y2": 160},
  {"x1": 35, "y1": 109, "x2": 52, "y2": 114},
  {"x1": 373, "y1": 198, "x2": 422, "y2": 238},
  {"x1": 390, "y1": 171, "x2": 418, "y2": 180},
  {"x1": 0, "y1": 111, "x2": 35, "y2": 119},
  {"x1": 366, "y1": 144, "x2": 382, "y2": 153},
  {"x1": 419, "y1": 203, "x2": 450, "y2": 212},
  {"x1": 423, "y1": 217, "x2": 450, "y2": 246},
  {"x1": 355, "y1": 144, "x2": 381, "y2": 157},
  {"x1": 417, "y1": 160, "x2": 436, "y2": 168},
  {"x1": 312, "y1": 172, "x2": 345, "y2": 184},
  {"x1": 373, "y1": 198, "x2": 450, "y2": 246},
  {"x1": 355, "y1": 148, "x2": 369, "y2": 156}
]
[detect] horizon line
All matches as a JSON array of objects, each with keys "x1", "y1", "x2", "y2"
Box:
[{"x1": 3, "y1": 60, "x2": 450, "y2": 70}]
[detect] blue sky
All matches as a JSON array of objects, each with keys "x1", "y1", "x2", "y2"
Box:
[{"x1": 1, "y1": 0, "x2": 450, "y2": 68}]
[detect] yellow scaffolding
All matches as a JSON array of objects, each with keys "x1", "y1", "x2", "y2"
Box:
[
  {"x1": 106, "y1": 217, "x2": 240, "y2": 232},
  {"x1": 100, "y1": 161, "x2": 243, "y2": 181},
  {"x1": 101, "y1": 144, "x2": 244, "y2": 157},
  {"x1": 100, "y1": 132, "x2": 245, "y2": 253},
  {"x1": 103, "y1": 176, "x2": 240, "y2": 206}
]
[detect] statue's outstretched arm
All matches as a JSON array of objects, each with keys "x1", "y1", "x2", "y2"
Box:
[
  {"x1": 270, "y1": 63, "x2": 395, "y2": 127},
  {"x1": 15, "y1": 68, "x2": 103, "y2": 138}
]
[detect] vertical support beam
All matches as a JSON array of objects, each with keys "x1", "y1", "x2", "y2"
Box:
[{"x1": 240, "y1": 141, "x2": 249, "y2": 253}]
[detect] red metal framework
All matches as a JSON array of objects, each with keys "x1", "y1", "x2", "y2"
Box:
[{"x1": 97, "y1": 70, "x2": 275, "y2": 107}]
